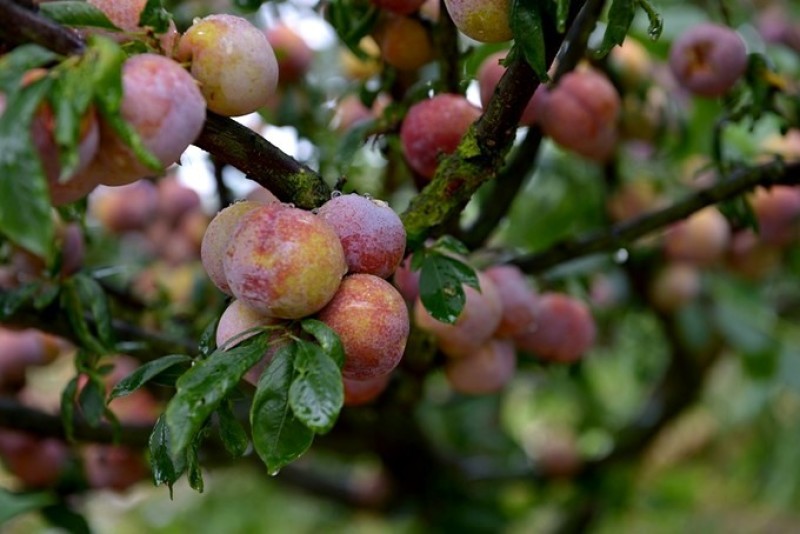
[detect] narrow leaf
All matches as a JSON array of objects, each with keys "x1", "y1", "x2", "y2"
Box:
[
  {"x1": 637, "y1": 0, "x2": 663, "y2": 40},
  {"x1": 598, "y1": 0, "x2": 636, "y2": 57},
  {"x1": 555, "y1": 0, "x2": 571, "y2": 33},
  {"x1": 289, "y1": 340, "x2": 344, "y2": 434},
  {"x1": 198, "y1": 316, "x2": 219, "y2": 357},
  {"x1": 148, "y1": 415, "x2": 185, "y2": 496},
  {"x1": 39, "y1": 1, "x2": 120, "y2": 30},
  {"x1": 301, "y1": 319, "x2": 345, "y2": 368},
  {"x1": 138, "y1": 0, "x2": 172, "y2": 34},
  {"x1": 251, "y1": 343, "x2": 314, "y2": 475},
  {"x1": 60, "y1": 377, "x2": 79, "y2": 442},
  {"x1": 0, "y1": 489, "x2": 55, "y2": 524},
  {"x1": 0, "y1": 45, "x2": 58, "y2": 91},
  {"x1": 511, "y1": 0, "x2": 549, "y2": 82},
  {"x1": 217, "y1": 400, "x2": 249, "y2": 458},
  {"x1": 77, "y1": 376, "x2": 106, "y2": 427},
  {"x1": 186, "y1": 434, "x2": 205, "y2": 493},
  {"x1": 165, "y1": 333, "x2": 269, "y2": 462},
  {"x1": 109, "y1": 354, "x2": 192, "y2": 400},
  {"x1": 73, "y1": 273, "x2": 115, "y2": 347},
  {"x1": 60, "y1": 278, "x2": 106, "y2": 354},
  {"x1": 0, "y1": 282, "x2": 39, "y2": 319}
]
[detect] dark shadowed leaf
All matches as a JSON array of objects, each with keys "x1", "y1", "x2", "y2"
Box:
[
  {"x1": 149, "y1": 415, "x2": 185, "y2": 497},
  {"x1": 217, "y1": 400, "x2": 249, "y2": 458},
  {"x1": 41, "y1": 503, "x2": 90, "y2": 534},
  {"x1": 138, "y1": 0, "x2": 172, "y2": 34},
  {"x1": 251, "y1": 343, "x2": 314, "y2": 475},
  {"x1": 511, "y1": 0, "x2": 549, "y2": 82},
  {"x1": 598, "y1": 0, "x2": 636, "y2": 57}
]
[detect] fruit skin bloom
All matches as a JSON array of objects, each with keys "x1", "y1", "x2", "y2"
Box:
[
  {"x1": 668, "y1": 22, "x2": 748, "y2": 97},
  {"x1": 178, "y1": 14, "x2": 279, "y2": 117}
]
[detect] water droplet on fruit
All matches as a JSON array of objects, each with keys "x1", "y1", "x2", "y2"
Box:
[
  {"x1": 331, "y1": 190, "x2": 342, "y2": 198},
  {"x1": 613, "y1": 248, "x2": 629, "y2": 263},
  {"x1": 363, "y1": 193, "x2": 373, "y2": 200}
]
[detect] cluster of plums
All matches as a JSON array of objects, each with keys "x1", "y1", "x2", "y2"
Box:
[{"x1": 201, "y1": 192, "x2": 410, "y2": 405}]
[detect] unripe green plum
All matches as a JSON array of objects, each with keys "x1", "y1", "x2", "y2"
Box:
[
  {"x1": 514, "y1": 293, "x2": 596, "y2": 363},
  {"x1": 223, "y1": 204, "x2": 347, "y2": 318},
  {"x1": 93, "y1": 53, "x2": 206, "y2": 186},
  {"x1": 444, "y1": 338, "x2": 516, "y2": 395},
  {"x1": 201, "y1": 200, "x2": 262, "y2": 295},
  {"x1": 178, "y1": 14, "x2": 279, "y2": 117},
  {"x1": 414, "y1": 271, "x2": 502, "y2": 358},
  {"x1": 266, "y1": 25, "x2": 314, "y2": 85},
  {"x1": 400, "y1": 94, "x2": 481, "y2": 179},
  {"x1": 343, "y1": 373, "x2": 392, "y2": 406},
  {"x1": 317, "y1": 274, "x2": 410, "y2": 380},
  {"x1": 484, "y1": 264, "x2": 538, "y2": 338},
  {"x1": 378, "y1": 15, "x2": 433, "y2": 71},
  {"x1": 317, "y1": 193, "x2": 406, "y2": 279},
  {"x1": 443, "y1": 0, "x2": 512, "y2": 43},
  {"x1": 477, "y1": 52, "x2": 545, "y2": 126},
  {"x1": 663, "y1": 207, "x2": 731, "y2": 266},
  {"x1": 669, "y1": 23, "x2": 747, "y2": 97},
  {"x1": 537, "y1": 68, "x2": 620, "y2": 162}
]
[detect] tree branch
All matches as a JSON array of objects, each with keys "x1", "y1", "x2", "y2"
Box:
[
  {"x1": 512, "y1": 159, "x2": 800, "y2": 274},
  {"x1": 0, "y1": 0, "x2": 85, "y2": 56}
]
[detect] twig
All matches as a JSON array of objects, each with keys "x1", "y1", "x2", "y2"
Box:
[{"x1": 512, "y1": 159, "x2": 800, "y2": 274}]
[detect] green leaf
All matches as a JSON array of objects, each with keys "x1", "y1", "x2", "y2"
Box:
[
  {"x1": 289, "y1": 340, "x2": 344, "y2": 434},
  {"x1": 198, "y1": 316, "x2": 220, "y2": 358},
  {"x1": 60, "y1": 277, "x2": 107, "y2": 354},
  {"x1": 0, "y1": 45, "x2": 59, "y2": 91},
  {"x1": 232, "y1": 0, "x2": 266, "y2": 12},
  {"x1": 511, "y1": 0, "x2": 549, "y2": 82},
  {"x1": 251, "y1": 343, "x2": 314, "y2": 475},
  {"x1": 49, "y1": 57, "x2": 95, "y2": 180},
  {"x1": 555, "y1": 0, "x2": 571, "y2": 33},
  {"x1": 0, "y1": 77, "x2": 56, "y2": 261},
  {"x1": 0, "y1": 489, "x2": 55, "y2": 524},
  {"x1": 326, "y1": 0, "x2": 380, "y2": 60},
  {"x1": 597, "y1": 0, "x2": 636, "y2": 57},
  {"x1": 431, "y1": 235, "x2": 470, "y2": 256},
  {"x1": 39, "y1": 1, "x2": 120, "y2": 30},
  {"x1": 87, "y1": 36, "x2": 161, "y2": 171},
  {"x1": 60, "y1": 377, "x2": 79, "y2": 442},
  {"x1": 73, "y1": 273, "x2": 115, "y2": 348},
  {"x1": 419, "y1": 254, "x2": 480, "y2": 324},
  {"x1": 637, "y1": 0, "x2": 663, "y2": 40},
  {"x1": 138, "y1": 0, "x2": 172, "y2": 34},
  {"x1": 78, "y1": 376, "x2": 106, "y2": 427},
  {"x1": 0, "y1": 282, "x2": 39, "y2": 319},
  {"x1": 217, "y1": 400, "x2": 249, "y2": 458},
  {"x1": 165, "y1": 333, "x2": 270, "y2": 462},
  {"x1": 186, "y1": 434, "x2": 205, "y2": 493},
  {"x1": 301, "y1": 319, "x2": 345, "y2": 368},
  {"x1": 40, "y1": 503, "x2": 91, "y2": 534},
  {"x1": 148, "y1": 415, "x2": 185, "y2": 496},
  {"x1": 109, "y1": 354, "x2": 192, "y2": 400}
]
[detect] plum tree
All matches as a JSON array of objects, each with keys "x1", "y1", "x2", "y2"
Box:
[
  {"x1": 477, "y1": 52, "x2": 545, "y2": 126},
  {"x1": 178, "y1": 14, "x2": 279, "y2": 117}
]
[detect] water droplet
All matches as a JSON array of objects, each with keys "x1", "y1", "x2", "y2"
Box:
[
  {"x1": 311, "y1": 208, "x2": 320, "y2": 214},
  {"x1": 269, "y1": 468, "x2": 281, "y2": 477},
  {"x1": 363, "y1": 193, "x2": 373, "y2": 200},
  {"x1": 285, "y1": 202, "x2": 295, "y2": 209},
  {"x1": 613, "y1": 248, "x2": 629, "y2": 263},
  {"x1": 331, "y1": 190, "x2": 342, "y2": 198}
]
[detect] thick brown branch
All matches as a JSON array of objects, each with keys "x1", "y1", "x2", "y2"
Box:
[
  {"x1": 0, "y1": 0, "x2": 85, "y2": 56},
  {"x1": 512, "y1": 159, "x2": 800, "y2": 274}
]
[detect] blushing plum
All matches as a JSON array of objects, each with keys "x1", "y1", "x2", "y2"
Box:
[
  {"x1": 648, "y1": 263, "x2": 702, "y2": 313},
  {"x1": 537, "y1": 68, "x2": 621, "y2": 162},
  {"x1": 201, "y1": 200, "x2": 262, "y2": 295},
  {"x1": 90, "y1": 180, "x2": 159, "y2": 233},
  {"x1": 414, "y1": 271, "x2": 502, "y2": 358},
  {"x1": 669, "y1": 23, "x2": 747, "y2": 97},
  {"x1": 514, "y1": 293, "x2": 596, "y2": 363},
  {"x1": 392, "y1": 255, "x2": 420, "y2": 303},
  {"x1": 178, "y1": 14, "x2": 279, "y2": 117},
  {"x1": 317, "y1": 274, "x2": 410, "y2": 380},
  {"x1": 378, "y1": 16, "x2": 433, "y2": 71},
  {"x1": 443, "y1": 0, "x2": 512, "y2": 43},
  {"x1": 317, "y1": 193, "x2": 406, "y2": 278},
  {"x1": 0, "y1": 429, "x2": 70, "y2": 488},
  {"x1": 157, "y1": 176, "x2": 201, "y2": 225},
  {"x1": 266, "y1": 25, "x2": 314, "y2": 85},
  {"x1": 400, "y1": 94, "x2": 481, "y2": 179},
  {"x1": 750, "y1": 185, "x2": 800, "y2": 246},
  {"x1": 484, "y1": 264, "x2": 538, "y2": 338},
  {"x1": 223, "y1": 204, "x2": 347, "y2": 318},
  {"x1": 444, "y1": 338, "x2": 516, "y2": 395},
  {"x1": 82, "y1": 444, "x2": 149, "y2": 492},
  {"x1": 663, "y1": 207, "x2": 731, "y2": 266},
  {"x1": 343, "y1": 373, "x2": 393, "y2": 406}
]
